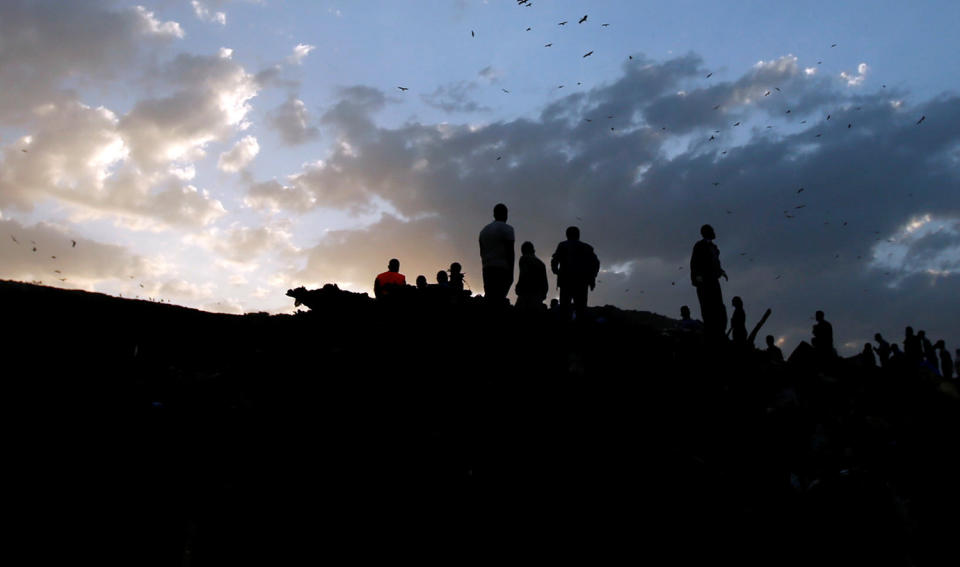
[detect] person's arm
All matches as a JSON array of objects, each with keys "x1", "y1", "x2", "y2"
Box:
[
  {"x1": 374, "y1": 276, "x2": 381, "y2": 299},
  {"x1": 505, "y1": 238, "x2": 515, "y2": 282}
]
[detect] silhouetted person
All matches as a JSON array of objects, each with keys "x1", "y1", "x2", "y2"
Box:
[
  {"x1": 874, "y1": 333, "x2": 891, "y2": 367},
  {"x1": 679, "y1": 305, "x2": 704, "y2": 331},
  {"x1": 515, "y1": 241, "x2": 548, "y2": 310},
  {"x1": 374, "y1": 258, "x2": 406, "y2": 299},
  {"x1": 860, "y1": 343, "x2": 876, "y2": 367},
  {"x1": 889, "y1": 344, "x2": 904, "y2": 366},
  {"x1": 765, "y1": 335, "x2": 784, "y2": 363},
  {"x1": 904, "y1": 326, "x2": 921, "y2": 364},
  {"x1": 811, "y1": 310, "x2": 835, "y2": 358},
  {"x1": 551, "y1": 226, "x2": 600, "y2": 321},
  {"x1": 436, "y1": 270, "x2": 450, "y2": 287},
  {"x1": 730, "y1": 296, "x2": 747, "y2": 344},
  {"x1": 479, "y1": 203, "x2": 515, "y2": 304},
  {"x1": 415, "y1": 275, "x2": 428, "y2": 290},
  {"x1": 918, "y1": 330, "x2": 937, "y2": 367},
  {"x1": 448, "y1": 262, "x2": 465, "y2": 292},
  {"x1": 935, "y1": 340, "x2": 953, "y2": 379},
  {"x1": 690, "y1": 224, "x2": 728, "y2": 340}
]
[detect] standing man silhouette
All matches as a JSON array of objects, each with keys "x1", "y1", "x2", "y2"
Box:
[
  {"x1": 478, "y1": 203, "x2": 515, "y2": 304},
  {"x1": 551, "y1": 226, "x2": 600, "y2": 321},
  {"x1": 690, "y1": 224, "x2": 728, "y2": 340}
]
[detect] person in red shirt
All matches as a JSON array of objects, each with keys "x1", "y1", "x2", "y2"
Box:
[{"x1": 374, "y1": 258, "x2": 406, "y2": 299}]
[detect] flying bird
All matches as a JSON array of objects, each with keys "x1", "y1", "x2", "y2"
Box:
[
  {"x1": 712, "y1": 182, "x2": 720, "y2": 186},
  {"x1": 578, "y1": 15, "x2": 587, "y2": 24},
  {"x1": 545, "y1": 43, "x2": 552, "y2": 47},
  {"x1": 601, "y1": 23, "x2": 609, "y2": 27},
  {"x1": 502, "y1": 88, "x2": 510, "y2": 93},
  {"x1": 706, "y1": 72, "x2": 713, "y2": 78},
  {"x1": 397, "y1": 86, "x2": 409, "y2": 91},
  {"x1": 797, "y1": 187, "x2": 805, "y2": 193},
  {"x1": 21, "y1": 148, "x2": 28, "y2": 153},
  {"x1": 558, "y1": 21, "x2": 567, "y2": 26},
  {"x1": 709, "y1": 135, "x2": 715, "y2": 141},
  {"x1": 831, "y1": 43, "x2": 837, "y2": 47},
  {"x1": 786, "y1": 109, "x2": 791, "y2": 113},
  {"x1": 848, "y1": 123, "x2": 852, "y2": 128},
  {"x1": 71, "y1": 239, "x2": 76, "y2": 247},
  {"x1": 496, "y1": 156, "x2": 502, "y2": 160},
  {"x1": 733, "y1": 122, "x2": 741, "y2": 126},
  {"x1": 583, "y1": 51, "x2": 593, "y2": 57},
  {"x1": 764, "y1": 91, "x2": 771, "y2": 96},
  {"x1": 10, "y1": 235, "x2": 18, "y2": 244},
  {"x1": 816, "y1": 133, "x2": 822, "y2": 138},
  {"x1": 800, "y1": 120, "x2": 807, "y2": 124},
  {"x1": 713, "y1": 105, "x2": 721, "y2": 110},
  {"x1": 526, "y1": 27, "x2": 531, "y2": 31},
  {"x1": 584, "y1": 118, "x2": 592, "y2": 122},
  {"x1": 558, "y1": 85, "x2": 564, "y2": 88},
  {"x1": 916, "y1": 115, "x2": 926, "y2": 125},
  {"x1": 471, "y1": 30, "x2": 475, "y2": 37}
]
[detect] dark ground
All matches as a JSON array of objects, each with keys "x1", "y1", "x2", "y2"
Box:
[{"x1": 4, "y1": 280, "x2": 958, "y2": 566}]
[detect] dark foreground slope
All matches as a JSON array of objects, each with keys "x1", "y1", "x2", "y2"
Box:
[{"x1": 4, "y1": 280, "x2": 959, "y2": 566}]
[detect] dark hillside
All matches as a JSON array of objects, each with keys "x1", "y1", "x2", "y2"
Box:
[{"x1": 4, "y1": 280, "x2": 958, "y2": 565}]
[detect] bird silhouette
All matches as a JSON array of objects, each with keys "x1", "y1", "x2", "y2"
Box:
[
  {"x1": 71, "y1": 240, "x2": 77, "y2": 247},
  {"x1": 831, "y1": 43, "x2": 837, "y2": 47},
  {"x1": 471, "y1": 30, "x2": 475, "y2": 37},
  {"x1": 601, "y1": 23, "x2": 609, "y2": 27},
  {"x1": 558, "y1": 21, "x2": 567, "y2": 26},
  {"x1": 709, "y1": 135, "x2": 716, "y2": 141},
  {"x1": 733, "y1": 122, "x2": 741, "y2": 126},
  {"x1": 706, "y1": 72, "x2": 713, "y2": 78},
  {"x1": 826, "y1": 114, "x2": 831, "y2": 120},
  {"x1": 10, "y1": 235, "x2": 18, "y2": 244},
  {"x1": 397, "y1": 86, "x2": 409, "y2": 91},
  {"x1": 526, "y1": 27, "x2": 531, "y2": 31},
  {"x1": 578, "y1": 15, "x2": 587, "y2": 24},
  {"x1": 21, "y1": 148, "x2": 28, "y2": 153},
  {"x1": 583, "y1": 51, "x2": 593, "y2": 57},
  {"x1": 545, "y1": 43, "x2": 552, "y2": 47},
  {"x1": 797, "y1": 187, "x2": 805, "y2": 193},
  {"x1": 502, "y1": 88, "x2": 510, "y2": 93},
  {"x1": 713, "y1": 104, "x2": 721, "y2": 110},
  {"x1": 764, "y1": 91, "x2": 771, "y2": 96},
  {"x1": 712, "y1": 182, "x2": 720, "y2": 186},
  {"x1": 916, "y1": 116, "x2": 926, "y2": 125}
]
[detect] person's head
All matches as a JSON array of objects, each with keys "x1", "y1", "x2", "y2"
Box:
[
  {"x1": 388, "y1": 258, "x2": 400, "y2": 272},
  {"x1": 566, "y1": 226, "x2": 580, "y2": 241},
  {"x1": 680, "y1": 305, "x2": 691, "y2": 319},
  {"x1": 732, "y1": 296, "x2": 743, "y2": 308},
  {"x1": 863, "y1": 343, "x2": 873, "y2": 353},
  {"x1": 766, "y1": 335, "x2": 775, "y2": 347},
  {"x1": 906, "y1": 326, "x2": 914, "y2": 337},
  {"x1": 449, "y1": 262, "x2": 462, "y2": 274},
  {"x1": 415, "y1": 275, "x2": 427, "y2": 289},
  {"x1": 700, "y1": 224, "x2": 716, "y2": 240},
  {"x1": 917, "y1": 330, "x2": 926, "y2": 339},
  {"x1": 875, "y1": 333, "x2": 883, "y2": 342},
  {"x1": 934, "y1": 339, "x2": 945, "y2": 349},
  {"x1": 521, "y1": 241, "x2": 535, "y2": 255},
  {"x1": 437, "y1": 270, "x2": 448, "y2": 284},
  {"x1": 493, "y1": 203, "x2": 508, "y2": 222},
  {"x1": 815, "y1": 310, "x2": 824, "y2": 322}
]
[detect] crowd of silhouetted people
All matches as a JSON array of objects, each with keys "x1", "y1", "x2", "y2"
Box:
[{"x1": 366, "y1": 203, "x2": 957, "y2": 379}]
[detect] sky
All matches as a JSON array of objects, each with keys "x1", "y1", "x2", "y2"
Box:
[{"x1": 1, "y1": 0, "x2": 958, "y2": 355}]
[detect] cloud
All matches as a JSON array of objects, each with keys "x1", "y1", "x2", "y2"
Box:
[
  {"x1": 186, "y1": 223, "x2": 300, "y2": 264},
  {"x1": 841, "y1": 63, "x2": 869, "y2": 87},
  {"x1": 0, "y1": 218, "x2": 149, "y2": 287},
  {"x1": 252, "y1": 53, "x2": 960, "y2": 353},
  {"x1": 421, "y1": 81, "x2": 491, "y2": 113},
  {"x1": 191, "y1": 1, "x2": 227, "y2": 25},
  {"x1": 218, "y1": 135, "x2": 260, "y2": 172},
  {"x1": 267, "y1": 97, "x2": 320, "y2": 145},
  {"x1": 0, "y1": 1, "x2": 184, "y2": 123},
  {"x1": 287, "y1": 43, "x2": 316, "y2": 65}
]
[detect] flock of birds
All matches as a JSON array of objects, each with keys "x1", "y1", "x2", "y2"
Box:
[{"x1": 391, "y1": 3, "x2": 931, "y2": 294}]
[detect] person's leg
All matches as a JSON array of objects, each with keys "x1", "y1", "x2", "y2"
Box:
[
  {"x1": 573, "y1": 285, "x2": 588, "y2": 321},
  {"x1": 559, "y1": 286, "x2": 573, "y2": 320}
]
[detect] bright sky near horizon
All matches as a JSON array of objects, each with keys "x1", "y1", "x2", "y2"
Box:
[{"x1": 1, "y1": 0, "x2": 958, "y2": 355}]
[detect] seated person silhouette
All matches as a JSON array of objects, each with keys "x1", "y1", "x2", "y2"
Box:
[
  {"x1": 515, "y1": 241, "x2": 548, "y2": 310},
  {"x1": 679, "y1": 305, "x2": 704, "y2": 331},
  {"x1": 374, "y1": 258, "x2": 406, "y2": 299},
  {"x1": 765, "y1": 335, "x2": 784, "y2": 363},
  {"x1": 415, "y1": 275, "x2": 428, "y2": 291},
  {"x1": 448, "y1": 262, "x2": 465, "y2": 292}
]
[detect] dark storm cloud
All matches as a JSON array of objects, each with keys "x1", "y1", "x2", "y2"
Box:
[{"x1": 247, "y1": 53, "x2": 960, "y2": 352}]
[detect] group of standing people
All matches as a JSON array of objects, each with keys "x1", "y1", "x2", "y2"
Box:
[{"x1": 479, "y1": 203, "x2": 600, "y2": 319}]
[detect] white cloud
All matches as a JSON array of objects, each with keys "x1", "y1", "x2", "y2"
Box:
[
  {"x1": 841, "y1": 62, "x2": 869, "y2": 86},
  {"x1": 135, "y1": 5, "x2": 185, "y2": 38},
  {"x1": 288, "y1": 43, "x2": 316, "y2": 65},
  {"x1": 218, "y1": 135, "x2": 260, "y2": 172},
  {"x1": 191, "y1": 1, "x2": 227, "y2": 26}
]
